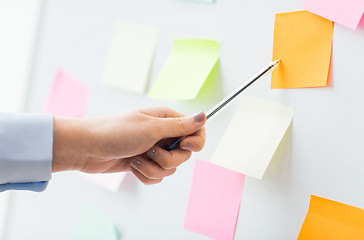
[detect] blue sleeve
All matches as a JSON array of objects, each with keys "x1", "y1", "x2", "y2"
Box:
[{"x1": 0, "y1": 113, "x2": 53, "y2": 192}]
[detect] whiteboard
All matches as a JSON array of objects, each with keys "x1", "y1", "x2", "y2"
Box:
[{"x1": 5, "y1": 0, "x2": 364, "y2": 239}]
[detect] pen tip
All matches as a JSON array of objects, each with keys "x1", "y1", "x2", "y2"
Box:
[{"x1": 271, "y1": 59, "x2": 281, "y2": 68}]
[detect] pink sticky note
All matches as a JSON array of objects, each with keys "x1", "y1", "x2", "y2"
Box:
[
  {"x1": 184, "y1": 159, "x2": 245, "y2": 240},
  {"x1": 44, "y1": 70, "x2": 90, "y2": 117},
  {"x1": 303, "y1": 0, "x2": 364, "y2": 30}
]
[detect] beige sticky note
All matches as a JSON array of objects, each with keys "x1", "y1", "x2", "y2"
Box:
[
  {"x1": 211, "y1": 95, "x2": 294, "y2": 179},
  {"x1": 102, "y1": 22, "x2": 158, "y2": 94}
]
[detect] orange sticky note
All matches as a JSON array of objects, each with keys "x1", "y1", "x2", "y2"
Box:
[
  {"x1": 298, "y1": 195, "x2": 364, "y2": 239},
  {"x1": 271, "y1": 11, "x2": 333, "y2": 89}
]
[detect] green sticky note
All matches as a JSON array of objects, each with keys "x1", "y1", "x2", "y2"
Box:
[
  {"x1": 148, "y1": 39, "x2": 219, "y2": 100},
  {"x1": 72, "y1": 207, "x2": 119, "y2": 240}
]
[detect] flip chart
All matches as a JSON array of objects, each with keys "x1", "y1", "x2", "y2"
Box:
[
  {"x1": 184, "y1": 159, "x2": 245, "y2": 240},
  {"x1": 211, "y1": 95, "x2": 294, "y2": 179},
  {"x1": 79, "y1": 172, "x2": 126, "y2": 192},
  {"x1": 102, "y1": 22, "x2": 158, "y2": 94},
  {"x1": 298, "y1": 195, "x2": 364, "y2": 239},
  {"x1": 72, "y1": 207, "x2": 119, "y2": 240},
  {"x1": 303, "y1": 0, "x2": 364, "y2": 30},
  {"x1": 44, "y1": 70, "x2": 90, "y2": 117},
  {"x1": 148, "y1": 39, "x2": 219, "y2": 100},
  {"x1": 271, "y1": 11, "x2": 333, "y2": 89}
]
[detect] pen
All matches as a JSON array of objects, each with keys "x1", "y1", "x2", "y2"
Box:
[{"x1": 165, "y1": 59, "x2": 281, "y2": 151}]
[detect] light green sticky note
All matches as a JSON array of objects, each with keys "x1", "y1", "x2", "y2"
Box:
[
  {"x1": 72, "y1": 207, "x2": 119, "y2": 240},
  {"x1": 148, "y1": 39, "x2": 219, "y2": 100}
]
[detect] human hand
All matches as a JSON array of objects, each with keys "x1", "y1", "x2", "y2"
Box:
[{"x1": 52, "y1": 107, "x2": 206, "y2": 184}]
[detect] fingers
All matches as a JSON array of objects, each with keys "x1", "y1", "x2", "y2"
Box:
[
  {"x1": 131, "y1": 168, "x2": 163, "y2": 185},
  {"x1": 140, "y1": 106, "x2": 185, "y2": 118},
  {"x1": 146, "y1": 146, "x2": 192, "y2": 169},
  {"x1": 156, "y1": 112, "x2": 207, "y2": 139},
  {"x1": 130, "y1": 144, "x2": 194, "y2": 184},
  {"x1": 179, "y1": 127, "x2": 206, "y2": 152},
  {"x1": 131, "y1": 156, "x2": 176, "y2": 179}
]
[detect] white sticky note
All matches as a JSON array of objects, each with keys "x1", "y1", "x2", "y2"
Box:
[
  {"x1": 211, "y1": 95, "x2": 294, "y2": 179},
  {"x1": 102, "y1": 22, "x2": 158, "y2": 94},
  {"x1": 80, "y1": 172, "x2": 126, "y2": 192}
]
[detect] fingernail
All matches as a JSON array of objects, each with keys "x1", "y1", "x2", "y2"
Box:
[
  {"x1": 182, "y1": 143, "x2": 192, "y2": 150},
  {"x1": 193, "y1": 112, "x2": 205, "y2": 123},
  {"x1": 131, "y1": 159, "x2": 141, "y2": 169},
  {"x1": 147, "y1": 149, "x2": 158, "y2": 160}
]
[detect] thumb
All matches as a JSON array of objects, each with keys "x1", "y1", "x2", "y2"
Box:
[{"x1": 157, "y1": 112, "x2": 206, "y2": 139}]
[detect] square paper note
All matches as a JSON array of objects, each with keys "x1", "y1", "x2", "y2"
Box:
[
  {"x1": 271, "y1": 11, "x2": 333, "y2": 89},
  {"x1": 102, "y1": 22, "x2": 158, "y2": 94},
  {"x1": 211, "y1": 95, "x2": 294, "y2": 179},
  {"x1": 184, "y1": 159, "x2": 245, "y2": 240},
  {"x1": 303, "y1": 0, "x2": 364, "y2": 30},
  {"x1": 148, "y1": 39, "x2": 219, "y2": 100},
  {"x1": 298, "y1": 195, "x2": 364, "y2": 239},
  {"x1": 44, "y1": 70, "x2": 90, "y2": 117}
]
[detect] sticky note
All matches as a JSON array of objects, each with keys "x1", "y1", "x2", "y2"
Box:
[
  {"x1": 298, "y1": 195, "x2": 364, "y2": 239},
  {"x1": 79, "y1": 172, "x2": 126, "y2": 192},
  {"x1": 72, "y1": 207, "x2": 119, "y2": 240},
  {"x1": 211, "y1": 95, "x2": 294, "y2": 179},
  {"x1": 102, "y1": 22, "x2": 158, "y2": 94},
  {"x1": 148, "y1": 39, "x2": 219, "y2": 100},
  {"x1": 44, "y1": 70, "x2": 90, "y2": 117},
  {"x1": 271, "y1": 11, "x2": 333, "y2": 89},
  {"x1": 303, "y1": 0, "x2": 364, "y2": 30},
  {"x1": 184, "y1": 160, "x2": 245, "y2": 240}
]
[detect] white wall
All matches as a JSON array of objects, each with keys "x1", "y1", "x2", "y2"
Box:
[
  {"x1": 0, "y1": 0, "x2": 42, "y2": 112},
  {"x1": 0, "y1": 1, "x2": 42, "y2": 239}
]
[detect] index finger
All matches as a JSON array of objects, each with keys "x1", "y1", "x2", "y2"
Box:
[{"x1": 139, "y1": 106, "x2": 185, "y2": 118}]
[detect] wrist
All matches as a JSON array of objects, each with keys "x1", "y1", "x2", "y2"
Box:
[{"x1": 52, "y1": 117, "x2": 91, "y2": 172}]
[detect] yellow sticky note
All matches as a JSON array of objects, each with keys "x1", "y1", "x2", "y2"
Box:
[
  {"x1": 210, "y1": 95, "x2": 294, "y2": 179},
  {"x1": 271, "y1": 11, "x2": 333, "y2": 89},
  {"x1": 298, "y1": 195, "x2": 364, "y2": 240},
  {"x1": 148, "y1": 39, "x2": 219, "y2": 100}
]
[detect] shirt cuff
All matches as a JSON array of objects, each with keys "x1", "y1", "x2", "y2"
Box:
[
  {"x1": 0, "y1": 113, "x2": 53, "y2": 184},
  {"x1": 0, "y1": 181, "x2": 49, "y2": 192}
]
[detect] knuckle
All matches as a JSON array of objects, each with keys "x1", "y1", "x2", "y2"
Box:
[
  {"x1": 143, "y1": 168, "x2": 155, "y2": 179},
  {"x1": 143, "y1": 180, "x2": 153, "y2": 185},
  {"x1": 196, "y1": 142, "x2": 205, "y2": 152},
  {"x1": 146, "y1": 178, "x2": 163, "y2": 185},
  {"x1": 168, "y1": 168, "x2": 177, "y2": 176},
  {"x1": 159, "y1": 160, "x2": 174, "y2": 169},
  {"x1": 185, "y1": 151, "x2": 192, "y2": 161},
  {"x1": 174, "y1": 117, "x2": 186, "y2": 131}
]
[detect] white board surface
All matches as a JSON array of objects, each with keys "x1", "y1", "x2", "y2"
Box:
[{"x1": 4, "y1": 0, "x2": 364, "y2": 239}]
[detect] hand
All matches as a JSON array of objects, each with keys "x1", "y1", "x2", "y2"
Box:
[{"x1": 52, "y1": 107, "x2": 206, "y2": 184}]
